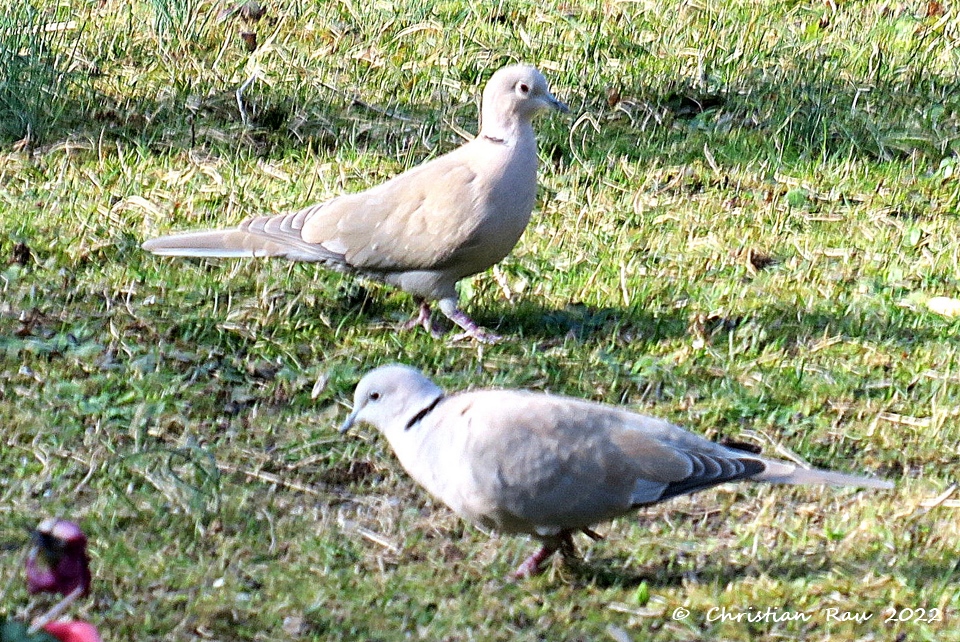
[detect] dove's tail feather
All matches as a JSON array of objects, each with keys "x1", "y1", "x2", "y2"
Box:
[
  {"x1": 143, "y1": 229, "x2": 269, "y2": 258},
  {"x1": 142, "y1": 224, "x2": 340, "y2": 263},
  {"x1": 753, "y1": 458, "x2": 894, "y2": 489}
]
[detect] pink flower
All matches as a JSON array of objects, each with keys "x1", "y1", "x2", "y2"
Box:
[
  {"x1": 42, "y1": 621, "x2": 103, "y2": 642},
  {"x1": 25, "y1": 519, "x2": 91, "y2": 597}
]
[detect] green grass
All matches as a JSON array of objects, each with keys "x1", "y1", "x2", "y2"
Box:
[
  {"x1": 1, "y1": 0, "x2": 959, "y2": 639},
  {"x1": 0, "y1": 3, "x2": 93, "y2": 141}
]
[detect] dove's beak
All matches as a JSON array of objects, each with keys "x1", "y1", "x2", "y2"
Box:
[
  {"x1": 339, "y1": 410, "x2": 358, "y2": 434},
  {"x1": 549, "y1": 95, "x2": 569, "y2": 113}
]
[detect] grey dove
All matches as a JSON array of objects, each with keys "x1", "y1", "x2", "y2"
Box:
[
  {"x1": 142, "y1": 65, "x2": 568, "y2": 343},
  {"x1": 341, "y1": 365, "x2": 894, "y2": 578}
]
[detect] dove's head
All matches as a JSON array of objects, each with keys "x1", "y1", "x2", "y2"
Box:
[
  {"x1": 340, "y1": 365, "x2": 445, "y2": 437},
  {"x1": 481, "y1": 64, "x2": 568, "y2": 134}
]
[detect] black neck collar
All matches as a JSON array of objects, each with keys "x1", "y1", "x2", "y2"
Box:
[
  {"x1": 481, "y1": 134, "x2": 507, "y2": 145},
  {"x1": 404, "y1": 395, "x2": 443, "y2": 431}
]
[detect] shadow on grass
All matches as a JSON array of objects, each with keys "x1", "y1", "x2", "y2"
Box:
[
  {"x1": 576, "y1": 553, "x2": 831, "y2": 589},
  {"x1": 473, "y1": 294, "x2": 952, "y2": 349},
  {"x1": 568, "y1": 546, "x2": 936, "y2": 590},
  {"x1": 469, "y1": 300, "x2": 690, "y2": 344}
]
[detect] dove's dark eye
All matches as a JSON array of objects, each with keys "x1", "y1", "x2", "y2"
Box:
[
  {"x1": 518, "y1": 82, "x2": 530, "y2": 94},
  {"x1": 369, "y1": 391, "x2": 381, "y2": 401}
]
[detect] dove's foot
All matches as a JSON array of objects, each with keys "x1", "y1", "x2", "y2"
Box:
[
  {"x1": 558, "y1": 530, "x2": 580, "y2": 559},
  {"x1": 581, "y1": 527, "x2": 604, "y2": 541},
  {"x1": 510, "y1": 531, "x2": 582, "y2": 579},
  {"x1": 402, "y1": 299, "x2": 445, "y2": 339},
  {"x1": 445, "y1": 308, "x2": 503, "y2": 344},
  {"x1": 510, "y1": 543, "x2": 559, "y2": 579}
]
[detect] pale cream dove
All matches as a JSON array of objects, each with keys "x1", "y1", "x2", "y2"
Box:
[
  {"x1": 142, "y1": 65, "x2": 568, "y2": 343},
  {"x1": 341, "y1": 365, "x2": 894, "y2": 578}
]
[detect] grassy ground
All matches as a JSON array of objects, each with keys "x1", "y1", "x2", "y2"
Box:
[{"x1": 1, "y1": 0, "x2": 959, "y2": 639}]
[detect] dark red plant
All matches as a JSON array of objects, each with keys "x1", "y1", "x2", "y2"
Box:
[
  {"x1": 25, "y1": 519, "x2": 91, "y2": 598},
  {"x1": 42, "y1": 621, "x2": 102, "y2": 642},
  {"x1": 0, "y1": 518, "x2": 101, "y2": 642}
]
